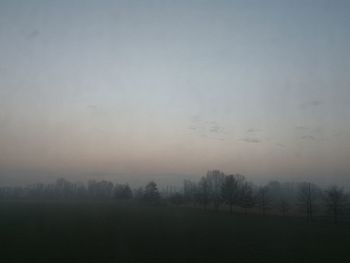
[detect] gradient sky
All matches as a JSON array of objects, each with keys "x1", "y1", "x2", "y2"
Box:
[{"x1": 1, "y1": 0, "x2": 350, "y2": 186}]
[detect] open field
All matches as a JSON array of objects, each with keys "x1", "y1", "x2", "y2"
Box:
[{"x1": 1, "y1": 201, "x2": 349, "y2": 263}]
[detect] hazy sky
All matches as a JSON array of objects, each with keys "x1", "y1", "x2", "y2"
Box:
[{"x1": 1, "y1": 0, "x2": 350, "y2": 186}]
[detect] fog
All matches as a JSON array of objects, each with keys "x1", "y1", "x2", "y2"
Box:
[
  {"x1": 1, "y1": 0, "x2": 350, "y2": 188},
  {"x1": 3, "y1": 2, "x2": 350, "y2": 262}
]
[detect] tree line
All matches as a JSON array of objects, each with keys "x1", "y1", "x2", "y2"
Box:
[
  {"x1": 0, "y1": 170, "x2": 348, "y2": 223},
  {"x1": 177, "y1": 170, "x2": 349, "y2": 224}
]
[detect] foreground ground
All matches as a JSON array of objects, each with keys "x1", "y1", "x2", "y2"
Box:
[{"x1": 0, "y1": 201, "x2": 349, "y2": 263}]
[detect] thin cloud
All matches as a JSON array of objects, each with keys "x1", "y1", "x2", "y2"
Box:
[
  {"x1": 189, "y1": 117, "x2": 225, "y2": 138},
  {"x1": 300, "y1": 100, "x2": 323, "y2": 109},
  {"x1": 27, "y1": 30, "x2": 40, "y2": 39},
  {"x1": 275, "y1": 143, "x2": 286, "y2": 148},
  {"x1": 240, "y1": 138, "x2": 261, "y2": 143},
  {"x1": 295, "y1": 126, "x2": 308, "y2": 130},
  {"x1": 210, "y1": 124, "x2": 224, "y2": 133},
  {"x1": 300, "y1": 135, "x2": 316, "y2": 141},
  {"x1": 246, "y1": 128, "x2": 262, "y2": 133},
  {"x1": 87, "y1": 105, "x2": 98, "y2": 111},
  {"x1": 190, "y1": 115, "x2": 201, "y2": 123},
  {"x1": 210, "y1": 126, "x2": 220, "y2": 133}
]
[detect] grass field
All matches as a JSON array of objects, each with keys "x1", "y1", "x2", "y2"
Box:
[{"x1": 0, "y1": 201, "x2": 349, "y2": 263}]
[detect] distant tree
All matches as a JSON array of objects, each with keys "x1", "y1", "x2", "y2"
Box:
[
  {"x1": 88, "y1": 180, "x2": 114, "y2": 199},
  {"x1": 298, "y1": 182, "x2": 319, "y2": 222},
  {"x1": 134, "y1": 187, "x2": 144, "y2": 201},
  {"x1": 100, "y1": 180, "x2": 114, "y2": 198},
  {"x1": 183, "y1": 179, "x2": 197, "y2": 204},
  {"x1": 256, "y1": 186, "x2": 271, "y2": 215},
  {"x1": 324, "y1": 185, "x2": 348, "y2": 224},
  {"x1": 235, "y1": 174, "x2": 247, "y2": 190},
  {"x1": 169, "y1": 192, "x2": 185, "y2": 206},
  {"x1": 143, "y1": 181, "x2": 160, "y2": 204},
  {"x1": 279, "y1": 199, "x2": 291, "y2": 216},
  {"x1": 75, "y1": 182, "x2": 88, "y2": 199},
  {"x1": 206, "y1": 170, "x2": 225, "y2": 210},
  {"x1": 114, "y1": 184, "x2": 133, "y2": 200},
  {"x1": 29, "y1": 183, "x2": 45, "y2": 199},
  {"x1": 239, "y1": 182, "x2": 255, "y2": 214},
  {"x1": 196, "y1": 176, "x2": 210, "y2": 210},
  {"x1": 221, "y1": 174, "x2": 238, "y2": 213},
  {"x1": 55, "y1": 178, "x2": 75, "y2": 199}
]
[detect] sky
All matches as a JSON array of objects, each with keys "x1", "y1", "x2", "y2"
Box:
[{"x1": 1, "y1": 0, "x2": 350, "y2": 186}]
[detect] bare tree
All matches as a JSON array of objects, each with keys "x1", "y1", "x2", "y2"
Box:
[
  {"x1": 143, "y1": 181, "x2": 160, "y2": 204},
  {"x1": 324, "y1": 185, "x2": 348, "y2": 224},
  {"x1": 88, "y1": 180, "x2": 114, "y2": 199},
  {"x1": 279, "y1": 199, "x2": 290, "y2": 217},
  {"x1": 169, "y1": 192, "x2": 185, "y2": 206},
  {"x1": 206, "y1": 170, "x2": 225, "y2": 211},
  {"x1": 239, "y1": 182, "x2": 255, "y2": 214},
  {"x1": 196, "y1": 176, "x2": 210, "y2": 210},
  {"x1": 183, "y1": 179, "x2": 197, "y2": 204},
  {"x1": 256, "y1": 186, "x2": 271, "y2": 215},
  {"x1": 221, "y1": 174, "x2": 238, "y2": 213},
  {"x1": 134, "y1": 187, "x2": 144, "y2": 201},
  {"x1": 114, "y1": 184, "x2": 133, "y2": 200},
  {"x1": 298, "y1": 182, "x2": 319, "y2": 222}
]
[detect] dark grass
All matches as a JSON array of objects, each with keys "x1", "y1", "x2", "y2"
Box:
[{"x1": 0, "y1": 201, "x2": 349, "y2": 263}]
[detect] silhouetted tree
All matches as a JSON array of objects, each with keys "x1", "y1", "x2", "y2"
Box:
[
  {"x1": 55, "y1": 178, "x2": 81, "y2": 199},
  {"x1": 169, "y1": 192, "x2": 185, "y2": 206},
  {"x1": 256, "y1": 186, "x2": 271, "y2": 215},
  {"x1": 88, "y1": 180, "x2": 114, "y2": 199},
  {"x1": 239, "y1": 182, "x2": 255, "y2": 214},
  {"x1": 196, "y1": 176, "x2": 210, "y2": 210},
  {"x1": 221, "y1": 174, "x2": 238, "y2": 213},
  {"x1": 134, "y1": 187, "x2": 144, "y2": 201},
  {"x1": 114, "y1": 184, "x2": 133, "y2": 200},
  {"x1": 279, "y1": 199, "x2": 290, "y2": 216},
  {"x1": 75, "y1": 182, "x2": 88, "y2": 199},
  {"x1": 298, "y1": 182, "x2": 319, "y2": 222},
  {"x1": 143, "y1": 181, "x2": 160, "y2": 204},
  {"x1": 324, "y1": 185, "x2": 348, "y2": 224},
  {"x1": 183, "y1": 179, "x2": 197, "y2": 204},
  {"x1": 206, "y1": 170, "x2": 225, "y2": 210}
]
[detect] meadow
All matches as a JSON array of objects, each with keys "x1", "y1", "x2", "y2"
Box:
[{"x1": 1, "y1": 201, "x2": 349, "y2": 263}]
